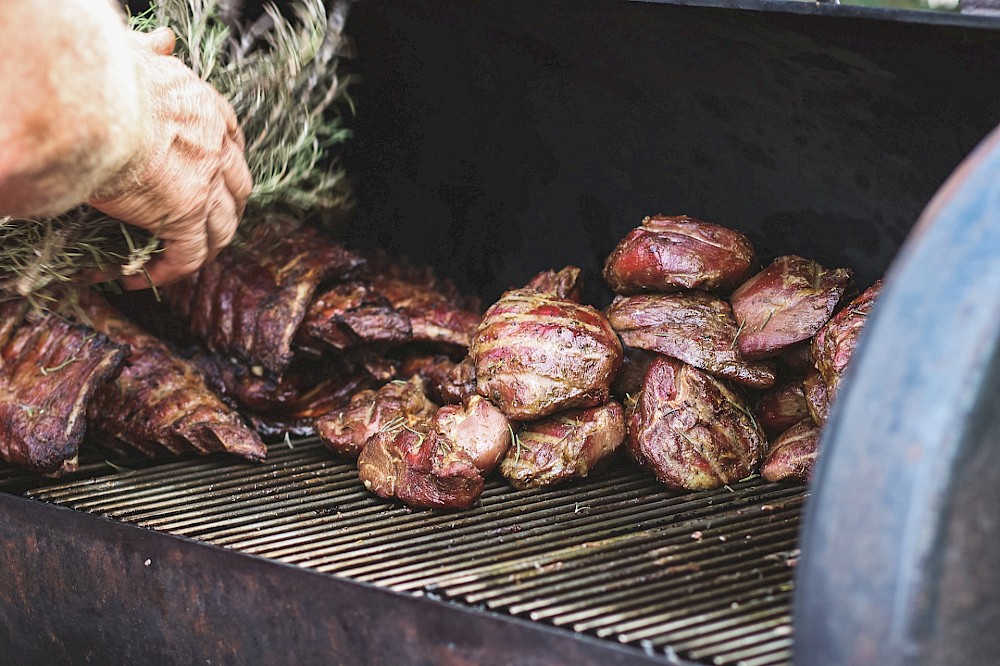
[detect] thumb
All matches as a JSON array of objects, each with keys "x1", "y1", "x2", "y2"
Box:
[{"x1": 130, "y1": 26, "x2": 176, "y2": 56}]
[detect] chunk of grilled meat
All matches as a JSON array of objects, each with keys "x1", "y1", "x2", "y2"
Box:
[
  {"x1": 755, "y1": 380, "x2": 811, "y2": 437},
  {"x1": 298, "y1": 281, "x2": 411, "y2": 350},
  {"x1": 358, "y1": 425, "x2": 484, "y2": 510},
  {"x1": 606, "y1": 293, "x2": 776, "y2": 389},
  {"x1": 627, "y1": 357, "x2": 766, "y2": 491},
  {"x1": 370, "y1": 276, "x2": 481, "y2": 350},
  {"x1": 472, "y1": 287, "x2": 623, "y2": 420},
  {"x1": 433, "y1": 395, "x2": 512, "y2": 474},
  {"x1": 393, "y1": 352, "x2": 465, "y2": 405},
  {"x1": 501, "y1": 401, "x2": 625, "y2": 489},
  {"x1": 315, "y1": 376, "x2": 437, "y2": 459},
  {"x1": 611, "y1": 347, "x2": 658, "y2": 402},
  {"x1": 812, "y1": 281, "x2": 882, "y2": 395},
  {"x1": 603, "y1": 215, "x2": 755, "y2": 295},
  {"x1": 164, "y1": 219, "x2": 365, "y2": 376},
  {"x1": 0, "y1": 302, "x2": 127, "y2": 473},
  {"x1": 525, "y1": 266, "x2": 583, "y2": 302},
  {"x1": 761, "y1": 419, "x2": 820, "y2": 483},
  {"x1": 440, "y1": 355, "x2": 478, "y2": 405},
  {"x1": 361, "y1": 248, "x2": 482, "y2": 351},
  {"x1": 79, "y1": 295, "x2": 266, "y2": 461},
  {"x1": 802, "y1": 370, "x2": 831, "y2": 427},
  {"x1": 730, "y1": 255, "x2": 854, "y2": 359},
  {"x1": 357, "y1": 393, "x2": 509, "y2": 509}
]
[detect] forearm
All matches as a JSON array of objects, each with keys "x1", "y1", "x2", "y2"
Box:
[{"x1": 0, "y1": 0, "x2": 145, "y2": 216}]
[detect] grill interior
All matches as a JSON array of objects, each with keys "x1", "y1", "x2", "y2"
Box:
[{"x1": 7, "y1": 439, "x2": 806, "y2": 665}]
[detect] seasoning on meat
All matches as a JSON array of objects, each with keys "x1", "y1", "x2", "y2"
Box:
[
  {"x1": 500, "y1": 401, "x2": 625, "y2": 489},
  {"x1": 164, "y1": 218, "x2": 366, "y2": 376},
  {"x1": 432, "y1": 395, "x2": 512, "y2": 474},
  {"x1": 602, "y1": 215, "x2": 755, "y2": 295},
  {"x1": 812, "y1": 280, "x2": 882, "y2": 395},
  {"x1": 0, "y1": 301, "x2": 127, "y2": 474},
  {"x1": 315, "y1": 376, "x2": 437, "y2": 460},
  {"x1": 606, "y1": 292, "x2": 776, "y2": 389},
  {"x1": 471, "y1": 286, "x2": 623, "y2": 420},
  {"x1": 760, "y1": 419, "x2": 821, "y2": 482},
  {"x1": 79, "y1": 295, "x2": 266, "y2": 461},
  {"x1": 627, "y1": 356, "x2": 767, "y2": 491},
  {"x1": 730, "y1": 255, "x2": 853, "y2": 359},
  {"x1": 298, "y1": 281, "x2": 411, "y2": 350}
]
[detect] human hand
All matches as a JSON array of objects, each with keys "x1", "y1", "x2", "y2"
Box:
[{"x1": 88, "y1": 27, "x2": 253, "y2": 289}]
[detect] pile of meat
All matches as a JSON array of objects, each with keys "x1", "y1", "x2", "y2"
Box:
[{"x1": 0, "y1": 212, "x2": 881, "y2": 511}]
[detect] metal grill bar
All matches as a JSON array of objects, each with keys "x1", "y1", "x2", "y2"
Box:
[{"x1": 20, "y1": 438, "x2": 805, "y2": 665}]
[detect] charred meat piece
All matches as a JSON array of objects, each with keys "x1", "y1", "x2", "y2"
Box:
[
  {"x1": 358, "y1": 425, "x2": 484, "y2": 510},
  {"x1": 611, "y1": 347, "x2": 658, "y2": 402},
  {"x1": 525, "y1": 266, "x2": 583, "y2": 302},
  {"x1": 802, "y1": 370, "x2": 831, "y2": 427},
  {"x1": 164, "y1": 219, "x2": 365, "y2": 376},
  {"x1": 627, "y1": 357, "x2": 767, "y2": 491},
  {"x1": 471, "y1": 288, "x2": 623, "y2": 420},
  {"x1": 315, "y1": 376, "x2": 437, "y2": 460},
  {"x1": 434, "y1": 395, "x2": 512, "y2": 475},
  {"x1": 812, "y1": 281, "x2": 881, "y2": 394},
  {"x1": 730, "y1": 255, "x2": 854, "y2": 360},
  {"x1": 0, "y1": 302, "x2": 127, "y2": 473},
  {"x1": 606, "y1": 293, "x2": 776, "y2": 389},
  {"x1": 396, "y1": 353, "x2": 459, "y2": 404},
  {"x1": 78, "y1": 296, "x2": 266, "y2": 462},
  {"x1": 500, "y1": 401, "x2": 625, "y2": 489},
  {"x1": 440, "y1": 355, "x2": 478, "y2": 405},
  {"x1": 370, "y1": 277, "x2": 480, "y2": 350},
  {"x1": 299, "y1": 281, "x2": 411, "y2": 350},
  {"x1": 761, "y1": 419, "x2": 820, "y2": 483},
  {"x1": 603, "y1": 215, "x2": 754, "y2": 294},
  {"x1": 755, "y1": 380, "x2": 811, "y2": 437}
]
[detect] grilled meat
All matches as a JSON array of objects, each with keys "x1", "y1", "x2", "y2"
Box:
[
  {"x1": 606, "y1": 293, "x2": 776, "y2": 389},
  {"x1": 440, "y1": 355, "x2": 478, "y2": 405},
  {"x1": 755, "y1": 380, "x2": 811, "y2": 437},
  {"x1": 761, "y1": 419, "x2": 820, "y2": 483},
  {"x1": 164, "y1": 219, "x2": 365, "y2": 376},
  {"x1": 730, "y1": 255, "x2": 854, "y2": 359},
  {"x1": 500, "y1": 401, "x2": 625, "y2": 489},
  {"x1": 79, "y1": 295, "x2": 266, "y2": 461},
  {"x1": 299, "y1": 281, "x2": 411, "y2": 350},
  {"x1": 627, "y1": 356, "x2": 766, "y2": 491},
  {"x1": 471, "y1": 287, "x2": 623, "y2": 420},
  {"x1": 357, "y1": 393, "x2": 509, "y2": 509},
  {"x1": 611, "y1": 347, "x2": 658, "y2": 402},
  {"x1": 432, "y1": 395, "x2": 512, "y2": 474},
  {"x1": 525, "y1": 265, "x2": 583, "y2": 302},
  {"x1": 777, "y1": 342, "x2": 815, "y2": 376},
  {"x1": 802, "y1": 370, "x2": 831, "y2": 427},
  {"x1": 396, "y1": 353, "x2": 460, "y2": 404},
  {"x1": 0, "y1": 302, "x2": 127, "y2": 473},
  {"x1": 812, "y1": 281, "x2": 881, "y2": 394},
  {"x1": 315, "y1": 376, "x2": 437, "y2": 460},
  {"x1": 370, "y1": 276, "x2": 480, "y2": 350},
  {"x1": 358, "y1": 425, "x2": 484, "y2": 510},
  {"x1": 602, "y1": 215, "x2": 755, "y2": 295}
]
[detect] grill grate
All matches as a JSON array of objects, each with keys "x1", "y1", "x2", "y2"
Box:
[{"x1": 17, "y1": 438, "x2": 804, "y2": 665}]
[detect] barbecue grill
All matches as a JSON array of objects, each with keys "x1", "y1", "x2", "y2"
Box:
[{"x1": 3, "y1": 1, "x2": 1000, "y2": 664}]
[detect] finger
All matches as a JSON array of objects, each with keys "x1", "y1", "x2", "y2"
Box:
[
  {"x1": 130, "y1": 27, "x2": 176, "y2": 56},
  {"x1": 221, "y1": 134, "x2": 253, "y2": 216},
  {"x1": 118, "y1": 224, "x2": 210, "y2": 290},
  {"x1": 215, "y1": 91, "x2": 245, "y2": 150},
  {"x1": 204, "y1": 184, "x2": 239, "y2": 261}
]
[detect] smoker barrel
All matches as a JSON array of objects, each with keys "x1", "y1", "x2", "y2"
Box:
[{"x1": 3, "y1": 1, "x2": 1000, "y2": 663}]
